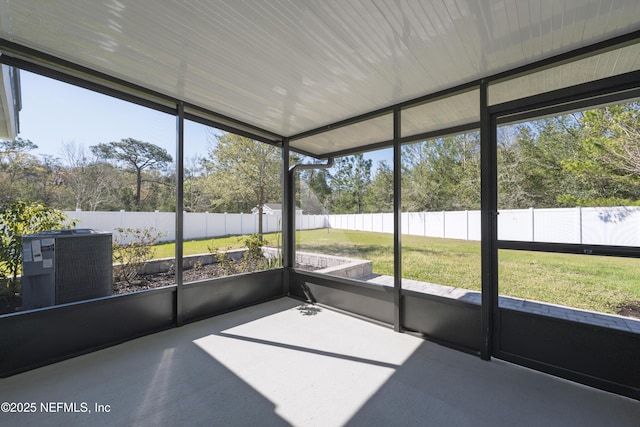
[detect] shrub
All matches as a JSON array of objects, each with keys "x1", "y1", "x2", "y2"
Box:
[
  {"x1": 209, "y1": 245, "x2": 238, "y2": 275},
  {"x1": 243, "y1": 233, "x2": 264, "y2": 260},
  {"x1": 208, "y1": 233, "x2": 272, "y2": 275},
  {"x1": 112, "y1": 227, "x2": 165, "y2": 284}
]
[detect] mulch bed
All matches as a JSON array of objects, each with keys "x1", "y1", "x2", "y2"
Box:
[
  {"x1": 113, "y1": 262, "x2": 234, "y2": 294},
  {"x1": 113, "y1": 261, "x2": 321, "y2": 294}
]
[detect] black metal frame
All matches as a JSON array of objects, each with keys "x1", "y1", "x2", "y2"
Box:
[
  {"x1": 184, "y1": 108, "x2": 282, "y2": 147},
  {"x1": 487, "y1": 29, "x2": 640, "y2": 86},
  {"x1": 0, "y1": 40, "x2": 290, "y2": 377},
  {"x1": 284, "y1": 33, "x2": 640, "y2": 400},
  {"x1": 393, "y1": 108, "x2": 402, "y2": 332},
  {"x1": 1, "y1": 30, "x2": 639, "y2": 399},
  {"x1": 282, "y1": 138, "x2": 293, "y2": 294},
  {"x1": 0, "y1": 270, "x2": 285, "y2": 377},
  {"x1": 499, "y1": 240, "x2": 640, "y2": 258},
  {"x1": 286, "y1": 29, "x2": 640, "y2": 158},
  {"x1": 487, "y1": 67, "x2": 640, "y2": 400},
  {"x1": 0, "y1": 38, "x2": 284, "y2": 146},
  {"x1": 175, "y1": 102, "x2": 185, "y2": 326},
  {"x1": 479, "y1": 80, "x2": 497, "y2": 361},
  {"x1": 0, "y1": 40, "x2": 177, "y2": 114}
]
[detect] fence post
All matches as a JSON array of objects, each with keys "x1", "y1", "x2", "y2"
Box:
[
  {"x1": 466, "y1": 210, "x2": 469, "y2": 240},
  {"x1": 224, "y1": 212, "x2": 227, "y2": 236},
  {"x1": 423, "y1": 212, "x2": 426, "y2": 236},
  {"x1": 578, "y1": 206, "x2": 583, "y2": 244},
  {"x1": 442, "y1": 211, "x2": 446, "y2": 238},
  {"x1": 120, "y1": 209, "x2": 125, "y2": 229},
  {"x1": 73, "y1": 208, "x2": 81, "y2": 230},
  {"x1": 530, "y1": 207, "x2": 535, "y2": 241},
  {"x1": 182, "y1": 211, "x2": 187, "y2": 239}
]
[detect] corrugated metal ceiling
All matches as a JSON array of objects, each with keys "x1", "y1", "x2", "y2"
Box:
[{"x1": 0, "y1": 1, "x2": 639, "y2": 155}]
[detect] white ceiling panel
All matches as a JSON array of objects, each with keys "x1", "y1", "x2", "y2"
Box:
[
  {"x1": 0, "y1": 1, "x2": 639, "y2": 155},
  {"x1": 402, "y1": 90, "x2": 480, "y2": 139},
  {"x1": 292, "y1": 113, "x2": 393, "y2": 156},
  {"x1": 489, "y1": 42, "x2": 640, "y2": 105}
]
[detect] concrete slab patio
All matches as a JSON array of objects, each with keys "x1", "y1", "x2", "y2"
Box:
[{"x1": 0, "y1": 297, "x2": 637, "y2": 426}]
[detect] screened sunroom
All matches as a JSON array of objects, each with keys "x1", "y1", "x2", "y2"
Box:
[{"x1": 0, "y1": 1, "x2": 639, "y2": 425}]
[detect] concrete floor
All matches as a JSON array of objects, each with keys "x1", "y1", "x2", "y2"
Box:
[{"x1": 1, "y1": 298, "x2": 638, "y2": 426}]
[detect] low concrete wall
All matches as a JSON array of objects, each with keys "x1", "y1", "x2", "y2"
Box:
[
  {"x1": 316, "y1": 259, "x2": 373, "y2": 280},
  {"x1": 132, "y1": 248, "x2": 372, "y2": 280},
  {"x1": 124, "y1": 249, "x2": 246, "y2": 276},
  {"x1": 263, "y1": 248, "x2": 373, "y2": 280}
]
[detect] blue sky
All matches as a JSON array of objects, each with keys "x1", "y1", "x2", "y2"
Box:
[
  {"x1": 18, "y1": 71, "x2": 208, "y2": 161},
  {"x1": 17, "y1": 70, "x2": 392, "y2": 169}
]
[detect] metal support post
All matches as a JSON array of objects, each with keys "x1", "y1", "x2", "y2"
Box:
[
  {"x1": 282, "y1": 138, "x2": 293, "y2": 294},
  {"x1": 480, "y1": 81, "x2": 497, "y2": 360},
  {"x1": 393, "y1": 107, "x2": 402, "y2": 332},
  {"x1": 175, "y1": 102, "x2": 185, "y2": 326}
]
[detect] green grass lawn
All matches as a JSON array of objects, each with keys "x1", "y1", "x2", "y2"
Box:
[
  {"x1": 154, "y1": 228, "x2": 640, "y2": 316},
  {"x1": 152, "y1": 231, "x2": 282, "y2": 259}
]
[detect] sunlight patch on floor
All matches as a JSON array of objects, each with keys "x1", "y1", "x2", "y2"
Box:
[{"x1": 193, "y1": 305, "x2": 422, "y2": 426}]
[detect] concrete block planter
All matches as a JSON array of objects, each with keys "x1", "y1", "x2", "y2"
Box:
[{"x1": 132, "y1": 247, "x2": 373, "y2": 281}]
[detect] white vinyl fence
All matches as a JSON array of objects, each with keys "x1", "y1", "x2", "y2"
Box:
[
  {"x1": 65, "y1": 210, "x2": 327, "y2": 242},
  {"x1": 327, "y1": 206, "x2": 640, "y2": 246},
  {"x1": 66, "y1": 206, "x2": 640, "y2": 247}
]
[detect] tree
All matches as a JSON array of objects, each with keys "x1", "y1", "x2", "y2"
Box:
[
  {"x1": 91, "y1": 138, "x2": 173, "y2": 210},
  {"x1": 562, "y1": 102, "x2": 640, "y2": 205},
  {"x1": 183, "y1": 154, "x2": 209, "y2": 212},
  {"x1": 298, "y1": 166, "x2": 332, "y2": 214},
  {"x1": 0, "y1": 138, "x2": 44, "y2": 208},
  {"x1": 203, "y1": 132, "x2": 281, "y2": 238},
  {"x1": 329, "y1": 154, "x2": 372, "y2": 214},
  {"x1": 366, "y1": 161, "x2": 393, "y2": 213},
  {"x1": 582, "y1": 102, "x2": 640, "y2": 175},
  {"x1": 497, "y1": 125, "x2": 531, "y2": 209},
  {"x1": 516, "y1": 116, "x2": 584, "y2": 208},
  {"x1": 57, "y1": 141, "x2": 122, "y2": 210},
  {"x1": 498, "y1": 107, "x2": 640, "y2": 209},
  {"x1": 402, "y1": 133, "x2": 480, "y2": 211}
]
